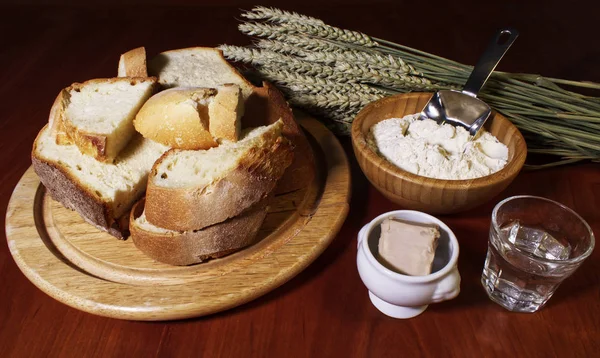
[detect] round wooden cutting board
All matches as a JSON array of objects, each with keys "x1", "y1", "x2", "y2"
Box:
[{"x1": 5, "y1": 117, "x2": 351, "y2": 321}]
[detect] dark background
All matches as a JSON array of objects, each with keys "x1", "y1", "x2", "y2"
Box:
[{"x1": 1, "y1": 1, "x2": 599, "y2": 357}]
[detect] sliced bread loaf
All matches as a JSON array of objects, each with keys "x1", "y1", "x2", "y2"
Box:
[
  {"x1": 149, "y1": 48, "x2": 313, "y2": 193},
  {"x1": 130, "y1": 198, "x2": 268, "y2": 266},
  {"x1": 148, "y1": 47, "x2": 255, "y2": 100},
  {"x1": 118, "y1": 47, "x2": 148, "y2": 77},
  {"x1": 32, "y1": 125, "x2": 169, "y2": 238},
  {"x1": 133, "y1": 84, "x2": 244, "y2": 149},
  {"x1": 63, "y1": 77, "x2": 157, "y2": 162},
  {"x1": 145, "y1": 120, "x2": 293, "y2": 231}
]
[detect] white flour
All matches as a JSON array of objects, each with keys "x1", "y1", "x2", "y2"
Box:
[{"x1": 370, "y1": 114, "x2": 509, "y2": 180}]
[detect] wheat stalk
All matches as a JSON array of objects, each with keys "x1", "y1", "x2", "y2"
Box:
[{"x1": 229, "y1": 8, "x2": 600, "y2": 166}]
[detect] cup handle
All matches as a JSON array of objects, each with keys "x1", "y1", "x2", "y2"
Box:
[
  {"x1": 432, "y1": 266, "x2": 461, "y2": 303},
  {"x1": 357, "y1": 224, "x2": 369, "y2": 249}
]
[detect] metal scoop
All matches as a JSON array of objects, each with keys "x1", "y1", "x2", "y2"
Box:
[{"x1": 420, "y1": 28, "x2": 519, "y2": 136}]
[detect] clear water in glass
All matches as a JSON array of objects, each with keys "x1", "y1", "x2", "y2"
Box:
[
  {"x1": 482, "y1": 196, "x2": 594, "y2": 313},
  {"x1": 482, "y1": 222, "x2": 571, "y2": 312}
]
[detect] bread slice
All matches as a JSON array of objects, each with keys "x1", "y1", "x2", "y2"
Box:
[
  {"x1": 133, "y1": 84, "x2": 244, "y2": 150},
  {"x1": 63, "y1": 77, "x2": 158, "y2": 162},
  {"x1": 145, "y1": 120, "x2": 293, "y2": 231},
  {"x1": 118, "y1": 47, "x2": 148, "y2": 77},
  {"x1": 148, "y1": 47, "x2": 255, "y2": 100},
  {"x1": 32, "y1": 125, "x2": 169, "y2": 239},
  {"x1": 244, "y1": 81, "x2": 315, "y2": 194},
  {"x1": 130, "y1": 198, "x2": 268, "y2": 266},
  {"x1": 208, "y1": 84, "x2": 243, "y2": 142},
  {"x1": 134, "y1": 87, "x2": 217, "y2": 150},
  {"x1": 48, "y1": 89, "x2": 73, "y2": 145}
]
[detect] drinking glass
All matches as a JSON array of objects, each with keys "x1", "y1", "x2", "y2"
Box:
[{"x1": 481, "y1": 195, "x2": 595, "y2": 312}]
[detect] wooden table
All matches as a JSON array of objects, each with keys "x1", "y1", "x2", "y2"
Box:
[{"x1": 1, "y1": 1, "x2": 598, "y2": 357}]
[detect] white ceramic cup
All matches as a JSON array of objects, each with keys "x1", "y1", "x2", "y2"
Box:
[{"x1": 356, "y1": 210, "x2": 461, "y2": 319}]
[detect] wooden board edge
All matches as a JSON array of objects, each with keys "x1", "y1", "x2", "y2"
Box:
[{"x1": 5, "y1": 118, "x2": 352, "y2": 320}]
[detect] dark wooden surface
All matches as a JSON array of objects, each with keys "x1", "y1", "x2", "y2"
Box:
[{"x1": 1, "y1": 1, "x2": 599, "y2": 357}]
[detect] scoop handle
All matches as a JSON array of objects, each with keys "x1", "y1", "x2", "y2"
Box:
[{"x1": 462, "y1": 28, "x2": 519, "y2": 97}]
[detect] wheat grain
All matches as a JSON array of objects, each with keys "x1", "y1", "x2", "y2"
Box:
[
  {"x1": 335, "y1": 62, "x2": 439, "y2": 89},
  {"x1": 238, "y1": 21, "x2": 377, "y2": 47},
  {"x1": 256, "y1": 40, "x2": 309, "y2": 56},
  {"x1": 255, "y1": 67, "x2": 356, "y2": 83},
  {"x1": 280, "y1": 22, "x2": 378, "y2": 47},
  {"x1": 242, "y1": 7, "x2": 377, "y2": 46},
  {"x1": 249, "y1": 32, "x2": 345, "y2": 52},
  {"x1": 288, "y1": 81, "x2": 384, "y2": 96},
  {"x1": 257, "y1": 68, "x2": 387, "y2": 95},
  {"x1": 219, "y1": 45, "x2": 318, "y2": 72},
  {"x1": 238, "y1": 22, "x2": 286, "y2": 39},
  {"x1": 256, "y1": 39, "x2": 423, "y2": 76},
  {"x1": 273, "y1": 35, "x2": 347, "y2": 51},
  {"x1": 290, "y1": 91, "x2": 383, "y2": 110},
  {"x1": 242, "y1": 6, "x2": 325, "y2": 26},
  {"x1": 221, "y1": 45, "x2": 357, "y2": 80},
  {"x1": 304, "y1": 50, "x2": 419, "y2": 74}
]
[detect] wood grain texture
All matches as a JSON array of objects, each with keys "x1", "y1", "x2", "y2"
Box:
[
  {"x1": 352, "y1": 92, "x2": 527, "y2": 214},
  {"x1": 5, "y1": 117, "x2": 350, "y2": 320},
  {"x1": 0, "y1": 2, "x2": 599, "y2": 358}
]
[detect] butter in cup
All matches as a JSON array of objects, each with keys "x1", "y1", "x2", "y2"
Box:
[{"x1": 356, "y1": 210, "x2": 461, "y2": 318}]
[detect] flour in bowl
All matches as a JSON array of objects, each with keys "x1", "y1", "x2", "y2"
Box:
[{"x1": 370, "y1": 114, "x2": 509, "y2": 180}]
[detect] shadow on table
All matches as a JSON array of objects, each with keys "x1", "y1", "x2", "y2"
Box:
[
  {"x1": 429, "y1": 221, "x2": 599, "y2": 313},
  {"x1": 216, "y1": 136, "x2": 371, "y2": 318}
]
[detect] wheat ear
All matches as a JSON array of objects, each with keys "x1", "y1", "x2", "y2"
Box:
[
  {"x1": 220, "y1": 45, "x2": 350, "y2": 79},
  {"x1": 257, "y1": 68, "x2": 388, "y2": 95},
  {"x1": 260, "y1": 36, "x2": 348, "y2": 52},
  {"x1": 242, "y1": 6, "x2": 325, "y2": 26},
  {"x1": 255, "y1": 40, "x2": 309, "y2": 56},
  {"x1": 239, "y1": 21, "x2": 378, "y2": 47},
  {"x1": 290, "y1": 91, "x2": 384, "y2": 110},
  {"x1": 335, "y1": 62, "x2": 440, "y2": 89}
]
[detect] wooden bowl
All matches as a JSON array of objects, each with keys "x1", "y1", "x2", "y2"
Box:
[{"x1": 351, "y1": 92, "x2": 527, "y2": 214}]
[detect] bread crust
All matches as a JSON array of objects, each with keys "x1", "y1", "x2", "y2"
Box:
[
  {"x1": 145, "y1": 135, "x2": 294, "y2": 231},
  {"x1": 118, "y1": 47, "x2": 147, "y2": 77},
  {"x1": 130, "y1": 198, "x2": 268, "y2": 266},
  {"x1": 244, "y1": 81, "x2": 315, "y2": 193},
  {"x1": 31, "y1": 126, "x2": 128, "y2": 239},
  {"x1": 48, "y1": 89, "x2": 73, "y2": 145},
  {"x1": 133, "y1": 87, "x2": 218, "y2": 150},
  {"x1": 62, "y1": 118, "x2": 109, "y2": 161},
  {"x1": 208, "y1": 84, "x2": 243, "y2": 142},
  {"x1": 63, "y1": 77, "x2": 158, "y2": 162}
]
